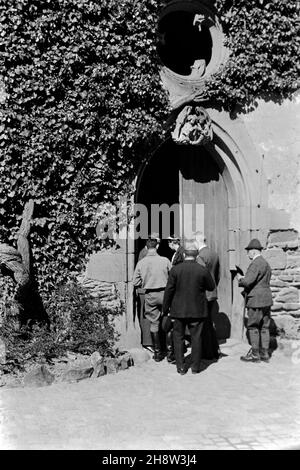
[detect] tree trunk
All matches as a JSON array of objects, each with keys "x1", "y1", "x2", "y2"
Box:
[{"x1": 0, "y1": 200, "x2": 49, "y2": 327}]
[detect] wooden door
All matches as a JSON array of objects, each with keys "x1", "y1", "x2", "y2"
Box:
[{"x1": 178, "y1": 146, "x2": 232, "y2": 329}]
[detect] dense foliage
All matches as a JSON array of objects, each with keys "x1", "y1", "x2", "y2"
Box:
[
  {"x1": 0, "y1": 0, "x2": 169, "y2": 298},
  {"x1": 209, "y1": 0, "x2": 299, "y2": 111},
  {"x1": 0, "y1": 282, "x2": 120, "y2": 371},
  {"x1": 0, "y1": 0, "x2": 298, "y2": 303}
]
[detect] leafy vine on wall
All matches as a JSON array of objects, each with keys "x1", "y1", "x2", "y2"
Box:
[{"x1": 0, "y1": 0, "x2": 298, "y2": 301}]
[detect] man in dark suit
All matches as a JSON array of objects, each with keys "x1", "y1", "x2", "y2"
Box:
[
  {"x1": 163, "y1": 241, "x2": 215, "y2": 374},
  {"x1": 167, "y1": 235, "x2": 185, "y2": 266},
  {"x1": 237, "y1": 238, "x2": 273, "y2": 363},
  {"x1": 194, "y1": 231, "x2": 220, "y2": 359},
  {"x1": 163, "y1": 235, "x2": 185, "y2": 364}
]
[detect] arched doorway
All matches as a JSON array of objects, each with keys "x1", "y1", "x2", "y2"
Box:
[
  {"x1": 128, "y1": 112, "x2": 266, "y2": 346},
  {"x1": 135, "y1": 138, "x2": 231, "y2": 338}
]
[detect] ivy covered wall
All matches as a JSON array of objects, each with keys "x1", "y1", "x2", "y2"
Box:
[{"x1": 0, "y1": 0, "x2": 299, "y2": 304}]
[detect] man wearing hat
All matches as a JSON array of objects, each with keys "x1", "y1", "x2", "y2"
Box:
[
  {"x1": 163, "y1": 241, "x2": 215, "y2": 374},
  {"x1": 193, "y1": 231, "x2": 220, "y2": 360},
  {"x1": 163, "y1": 235, "x2": 185, "y2": 364},
  {"x1": 237, "y1": 238, "x2": 273, "y2": 363},
  {"x1": 167, "y1": 235, "x2": 185, "y2": 266}
]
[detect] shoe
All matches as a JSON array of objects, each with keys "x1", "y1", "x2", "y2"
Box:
[
  {"x1": 153, "y1": 351, "x2": 165, "y2": 362},
  {"x1": 260, "y1": 349, "x2": 270, "y2": 363},
  {"x1": 166, "y1": 331, "x2": 176, "y2": 364},
  {"x1": 240, "y1": 348, "x2": 261, "y2": 363},
  {"x1": 151, "y1": 332, "x2": 165, "y2": 362},
  {"x1": 177, "y1": 367, "x2": 187, "y2": 375},
  {"x1": 167, "y1": 352, "x2": 176, "y2": 364}
]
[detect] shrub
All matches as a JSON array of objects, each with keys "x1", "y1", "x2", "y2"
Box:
[
  {"x1": 0, "y1": 281, "x2": 121, "y2": 372},
  {"x1": 45, "y1": 281, "x2": 121, "y2": 355}
]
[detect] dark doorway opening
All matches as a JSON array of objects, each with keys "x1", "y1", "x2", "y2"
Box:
[
  {"x1": 157, "y1": 11, "x2": 212, "y2": 76},
  {"x1": 135, "y1": 140, "x2": 180, "y2": 261},
  {"x1": 135, "y1": 140, "x2": 232, "y2": 340}
]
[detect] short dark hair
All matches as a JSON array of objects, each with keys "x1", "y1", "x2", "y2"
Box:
[{"x1": 146, "y1": 239, "x2": 158, "y2": 249}]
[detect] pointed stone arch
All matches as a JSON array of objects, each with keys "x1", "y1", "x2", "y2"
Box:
[{"x1": 124, "y1": 110, "x2": 269, "y2": 342}]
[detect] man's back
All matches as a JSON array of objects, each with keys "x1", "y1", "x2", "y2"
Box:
[
  {"x1": 172, "y1": 246, "x2": 185, "y2": 266},
  {"x1": 239, "y1": 255, "x2": 273, "y2": 308},
  {"x1": 197, "y1": 246, "x2": 220, "y2": 300},
  {"x1": 163, "y1": 260, "x2": 215, "y2": 318},
  {"x1": 133, "y1": 252, "x2": 171, "y2": 290}
]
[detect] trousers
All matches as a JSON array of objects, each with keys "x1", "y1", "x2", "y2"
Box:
[
  {"x1": 144, "y1": 290, "x2": 165, "y2": 333},
  {"x1": 173, "y1": 318, "x2": 204, "y2": 371},
  {"x1": 247, "y1": 307, "x2": 271, "y2": 351}
]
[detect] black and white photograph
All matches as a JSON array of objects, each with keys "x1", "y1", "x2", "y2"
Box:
[{"x1": 0, "y1": 0, "x2": 299, "y2": 452}]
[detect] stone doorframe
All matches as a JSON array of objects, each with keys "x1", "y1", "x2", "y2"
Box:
[{"x1": 124, "y1": 109, "x2": 269, "y2": 343}]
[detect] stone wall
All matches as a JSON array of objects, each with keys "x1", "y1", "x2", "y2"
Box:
[
  {"x1": 264, "y1": 230, "x2": 300, "y2": 339},
  {"x1": 80, "y1": 277, "x2": 122, "y2": 311},
  {"x1": 240, "y1": 94, "x2": 300, "y2": 233},
  {"x1": 236, "y1": 95, "x2": 300, "y2": 341}
]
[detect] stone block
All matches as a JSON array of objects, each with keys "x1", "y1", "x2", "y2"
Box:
[
  {"x1": 86, "y1": 252, "x2": 126, "y2": 282},
  {"x1": 62, "y1": 367, "x2": 93, "y2": 383},
  {"x1": 278, "y1": 274, "x2": 294, "y2": 282},
  {"x1": 283, "y1": 303, "x2": 300, "y2": 311},
  {"x1": 118, "y1": 357, "x2": 129, "y2": 371},
  {"x1": 271, "y1": 287, "x2": 280, "y2": 293},
  {"x1": 286, "y1": 269, "x2": 300, "y2": 275},
  {"x1": 264, "y1": 249, "x2": 286, "y2": 270},
  {"x1": 105, "y1": 357, "x2": 119, "y2": 374},
  {"x1": 290, "y1": 311, "x2": 300, "y2": 318},
  {"x1": 24, "y1": 365, "x2": 55, "y2": 388},
  {"x1": 286, "y1": 254, "x2": 300, "y2": 269},
  {"x1": 91, "y1": 359, "x2": 106, "y2": 378},
  {"x1": 90, "y1": 351, "x2": 102, "y2": 368},
  {"x1": 273, "y1": 315, "x2": 300, "y2": 340},
  {"x1": 118, "y1": 353, "x2": 133, "y2": 370},
  {"x1": 127, "y1": 348, "x2": 151, "y2": 365},
  {"x1": 271, "y1": 303, "x2": 284, "y2": 312},
  {"x1": 275, "y1": 287, "x2": 299, "y2": 303},
  {"x1": 268, "y1": 230, "x2": 298, "y2": 248},
  {"x1": 270, "y1": 280, "x2": 287, "y2": 288}
]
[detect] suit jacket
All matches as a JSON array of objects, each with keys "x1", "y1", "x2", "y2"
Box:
[
  {"x1": 197, "y1": 246, "x2": 220, "y2": 301},
  {"x1": 163, "y1": 260, "x2": 215, "y2": 319},
  {"x1": 138, "y1": 246, "x2": 147, "y2": 262},
  {"x1": 172, "y1": 246, "x2": 185, "y2": 266},
  {"x1": 238, "y1": 255, "x2": 273, "y2": 308},
  {"x1": 133, "y1": 252, "x2": 171, "y2": 290}
]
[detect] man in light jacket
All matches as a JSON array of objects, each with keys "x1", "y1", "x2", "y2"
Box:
[{"x1": 133, "y1": 238, "x2": 171, "y2": 362}]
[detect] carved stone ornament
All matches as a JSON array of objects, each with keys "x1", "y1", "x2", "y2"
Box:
[{"x1": 171, "y1": 105, "x2": 213, "y2": 145}]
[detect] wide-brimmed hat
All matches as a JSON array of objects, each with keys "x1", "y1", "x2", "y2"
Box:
[
  {"x1": 167, "y1": 234, "x2": 181, "y2": 242},
  {"x1": 245, "y1": 239, "x2": 263, "y2": 251},
  {"x1": 184, "y1": 241, "x2": 199, "y2": 256},
  {"x1": 148, "y1": 232, "x2": 160, "y2": 241}
]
